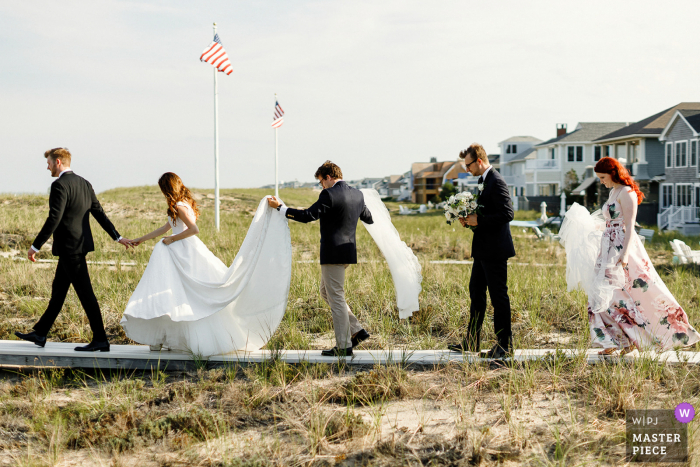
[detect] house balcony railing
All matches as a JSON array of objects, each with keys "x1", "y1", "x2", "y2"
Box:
[
  {"x1": 658, "y1": 205, "x2": 700, "y2": 230},
  {"x1": 503, "y1": 174, "x2": 526, "y2": 187},
  {"x1": 525, "y1": 159, "x2": 560, "y2": 170}
]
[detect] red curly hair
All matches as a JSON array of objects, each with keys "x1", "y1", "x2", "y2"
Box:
[{"x1": 594, "y1": 157, "x2": 645, "y2": 205}]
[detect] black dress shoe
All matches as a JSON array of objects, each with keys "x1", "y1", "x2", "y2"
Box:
[
  {"x1": 321, "y1": 347, "x2": 353, "y2": 357},
  {"x1": 447, "y1": 336, "x2": 480, "y2": 353},
  {"x1": 484, "y1": 343, "x2": 511, "y2": 359},
  {"x1": 74, "y1": 341, "x2": 110, "y2": 352},
  {"x1": 351, "y1": 329, "x2": 370, "y2": 348},
  {"x1": 15, "y1": 331, "x2": 47, "y2": 348}
]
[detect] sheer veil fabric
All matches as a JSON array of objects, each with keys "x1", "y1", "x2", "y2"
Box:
[
  {"x1": 361, "y1": 189, "x2": 422, "y2": 319},
  {"x1": 121, "y1": 198, "x2": 292, "y2": 356},
  {"x1": 559, "y1": 202, "x2": 621, "y2": 314}
]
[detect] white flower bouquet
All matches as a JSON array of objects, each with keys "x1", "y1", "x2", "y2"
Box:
[{"x1": 444, "y1": 191, "x2": 482, "y2": 230}]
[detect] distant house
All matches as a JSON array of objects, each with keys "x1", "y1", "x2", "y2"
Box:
[
  {"x1": 377, "y1": 173, "x2": 412, "y2": 200},
  {"x1": 534, "y1": 122, "x2": 627, "y2": 197},
  {"x1": 594, "y1": 103, "x2": 700, "y2": 207},
  {"x1": 656, "y1": 109, "x2": 700, "y2": 232},
  {"x1": 346, "y1": 178, "x2": 383, "y2": 191},
  {"x1": 411, "y1": 160, "x2": 460, "y2": 203},
  {"x1": 497, "y1": 136, "x2": 543, "y2": 197}
]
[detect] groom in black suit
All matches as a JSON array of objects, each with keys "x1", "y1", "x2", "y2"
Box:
[
  {"x1": 448, "y1": 143, "x2": 515, "y2": 359},
  {"x1": 15, "y1": 148, "x2": 131, "y2": 352},
  {"x1": 267, "y1": 161, "x2": 373, "y2": 357}
]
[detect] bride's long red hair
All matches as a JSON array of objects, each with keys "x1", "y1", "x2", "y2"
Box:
[
  {"x1": 158, "y1": 172, "x2": 200, "y2": 225},
  {"x1": 594, "y1": 157, "x2": 645, "y2": 205}
]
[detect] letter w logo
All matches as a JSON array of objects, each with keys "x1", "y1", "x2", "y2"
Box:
[{"x1": 680, "y1": 409, "x2": 691, "y2": 418}]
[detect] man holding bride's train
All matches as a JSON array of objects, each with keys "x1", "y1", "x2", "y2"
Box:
[{"x1": 268, "y1": 161, "x2": 373, "y2": 357}]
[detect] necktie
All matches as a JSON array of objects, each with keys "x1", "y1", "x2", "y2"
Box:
[{"x1": 478, "y1": 176, "x2": 483, "y2": 185}]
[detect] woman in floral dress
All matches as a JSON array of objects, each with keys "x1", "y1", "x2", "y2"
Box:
[{"x1": 560, "y1": 157, "x2": 700, "y2": 356}]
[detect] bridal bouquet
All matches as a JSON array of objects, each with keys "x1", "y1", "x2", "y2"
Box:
[{"x1": 444, "y1": 191, "x2": 482, "y2": 230}]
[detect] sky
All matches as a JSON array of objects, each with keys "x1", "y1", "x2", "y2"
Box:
[{"x1": 2, "y1": 0, "x2": 700, "y2": 194}]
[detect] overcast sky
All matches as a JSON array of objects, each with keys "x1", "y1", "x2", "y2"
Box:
[{"x1": 2, "y1": 1, "x2": 700, "y2": 194}]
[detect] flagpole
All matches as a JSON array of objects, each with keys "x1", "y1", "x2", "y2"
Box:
[
  {"x1": 213, "y1": 22, "x2": 220, "y2": 231},
  {"x1": 275, "y1": 94, "x2": 279, "y2": 198}
]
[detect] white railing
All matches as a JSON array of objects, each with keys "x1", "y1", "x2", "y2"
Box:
[
  {"x1": 525, "y1": 159, "x2": 560, "y2": 170},
  {"x1": 669, "y1": 206, "x2": 700, "y2": 229},
  {"x1": 658, "y1": 205, "x2": 676, "y2": 230},
  {"x1": 659, "y1": 205, "x2": 700, "y2": 230},
  {"x1": 503, "y1": 174, "x2": 526, "y2": 186}
]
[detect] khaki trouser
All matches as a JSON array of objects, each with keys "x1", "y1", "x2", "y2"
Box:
[{"x1": 320, "y1": 264, "x2": 363, "y2": 349}]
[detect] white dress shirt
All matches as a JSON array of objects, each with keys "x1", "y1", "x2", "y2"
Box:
[{"x1": 480, "y1": 166, "x2": 492, "y2": 183}]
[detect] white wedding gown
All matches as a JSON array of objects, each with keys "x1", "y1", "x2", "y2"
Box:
[
  {"x1": 121, "y1": 199, "x2": 291, "y2": 356},
  {"x1": 121, "y1": 191, "x2": 421, "y2": 356}
]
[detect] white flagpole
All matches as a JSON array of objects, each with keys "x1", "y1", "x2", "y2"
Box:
[
  {"x1": 275, "y1": 94, "x2": 279, "y2": 198},
  {"x1": 213, "y1": 22, "x2": 220, "y2": 231}
]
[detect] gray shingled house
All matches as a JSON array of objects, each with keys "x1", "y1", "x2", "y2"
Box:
[{"x1": 657, "y1": 109, "x2": 700, "y2": 233}]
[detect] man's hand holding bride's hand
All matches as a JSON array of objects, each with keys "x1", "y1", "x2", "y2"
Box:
[
  {"x1": 118, "y1": 238, "x2": 134, "y2": 250},
  {"x1": 267, "y1": 196, "x2": 283, "y2": 209}
]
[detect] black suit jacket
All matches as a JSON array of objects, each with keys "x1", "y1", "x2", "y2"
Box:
[
  {"x1": 33, "y1": 172, "x2": 120, "y2": 256},
  {"x1": 285, "y1": 181, "x2": 373, "y2": 264},
  {"x1": 471, "y1": 169, "x2": 515, "y2": 260}
]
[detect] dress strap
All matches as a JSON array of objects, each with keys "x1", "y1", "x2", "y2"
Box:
[{"x1": 608, "y1": 186, "x2": 623, "y2": 205}]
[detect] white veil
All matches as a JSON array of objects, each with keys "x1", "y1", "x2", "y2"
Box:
[
  {"x1": 559, "y1": 202, "x2": 620, "y2": 313},
  {"x1": 360, "y1": 189, "x2": 422, "y2": 319}
]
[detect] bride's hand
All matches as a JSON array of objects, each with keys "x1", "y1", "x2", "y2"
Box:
[
  {"x1": 616, "y1": 257, "x2": 628, "y2": 269},
  {"x1": 163, "y1": 237, "x2": 174, "y2": 246}
]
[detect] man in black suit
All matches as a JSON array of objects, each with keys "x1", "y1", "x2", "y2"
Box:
[
  {"x1": 15, "y1": 148, "x2": 131, "y2": 352},
  {"x1": 267, "y1": 161, "x2": 373, "y2": 357},
  {"x1": 448, "y1": 143, "x2": 515, "y2": 359}
]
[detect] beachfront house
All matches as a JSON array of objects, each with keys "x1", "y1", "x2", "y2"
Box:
[
  {"x1": 533, "y1": 122, "x2": 627, "y2": 197},
  {"x1": 657, "y1": 109, "x2": 700, "y2": 233}
]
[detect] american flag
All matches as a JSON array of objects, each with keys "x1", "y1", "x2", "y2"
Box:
[
  {"x1": 271, "y1": 100, "x2": 284, "y2": 128},
  {"x1": 200, "y1": 33, "x2": 232, "y2": 75}
]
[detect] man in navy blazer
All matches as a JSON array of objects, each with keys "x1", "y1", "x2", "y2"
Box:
[
  {"x1": 448, "y1": 144, "x2": 515, "y2": 359},
  {"x1": 268, "y1": 161, "x2": 373, "y2": 357}
]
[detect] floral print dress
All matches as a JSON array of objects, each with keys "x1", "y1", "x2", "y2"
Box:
[{"x1": 588, "y1": 189, "x2": 700, "y2": 351}]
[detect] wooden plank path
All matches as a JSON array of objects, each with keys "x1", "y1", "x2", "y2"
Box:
[{"x1": 0, "y1": 341, "x2": 698, "y2": 371}]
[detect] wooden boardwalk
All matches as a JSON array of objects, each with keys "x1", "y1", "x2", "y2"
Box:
[{"x1": 0, "y1": 340, "x2": 698, "y2": 371}]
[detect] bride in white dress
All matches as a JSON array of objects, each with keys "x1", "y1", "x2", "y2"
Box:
[{"x1": 120, "y1": 173, "x2": 291, "y2": 356}]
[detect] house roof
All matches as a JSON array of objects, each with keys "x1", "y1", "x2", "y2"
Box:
[
  {"x1": 508, "y1": 147, "x2": 536, "y2": 162},
  {"x1": 594, "y1": 103, "x2": 700, "y2": 142},
  {"x1": 488, "y1": 154, "x2": 500, "y2": 164},
  {"x1": 537, "y1": 123, "x2": 627, "y2": 146},
  {"x1": 658, "y1": 109, "x2": 700, "y2": 140},
  {"x1": 498, "y1": 136, "x2": 542, "y2": 145},
  {"x1": 413, "y1": 161, "x2": 456, "y2": 179},
  {"x1": 680, "y1": 110, "x2": 700, "y2": 133}
]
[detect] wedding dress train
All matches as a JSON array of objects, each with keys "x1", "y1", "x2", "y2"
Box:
[{"x1": 121, "y1": 199, "x2": 291, "y2": 356}]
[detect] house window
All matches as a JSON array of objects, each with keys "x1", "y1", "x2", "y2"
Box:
[
  {"x1": 605, "y1": 146, "x2": 611, "y2": 157},
  {"x1": 594, "y1": 146, "x2": 602, "y2": 161},
  {"x1": 691, "y1": 140, "x2": 697, "y2": 166},
  {"x1": 676, "y1": 184, "x2": 693, "y2": 206},
  {"x1": 506, "y1": 145, "x2": 511, "y2": 154},
  {"x1": 661, "y1": 184, "x2": 674, "y2": 208},
  {"x1": 666, "y1": 143, "x2": 673, "y2": 168},
  {"x1": 550, "y1": 148, "x2": 555, "y2": 159},
  {"x1": 675, "y1": 141, "x2": 687, "y2": 167},
  {"x1": 567, "y1": 146, "x2": 583, "y2": 162}
]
